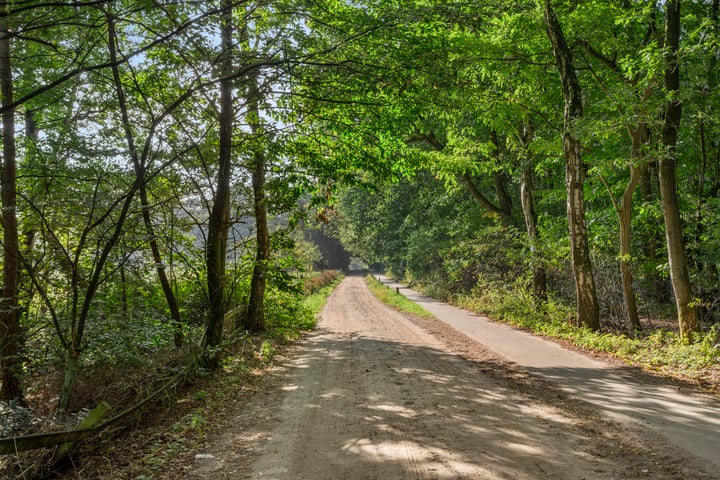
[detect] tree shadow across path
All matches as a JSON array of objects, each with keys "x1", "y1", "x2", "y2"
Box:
[{"x1": 188, "y1": 277, "x2": 715, "y2": 479}]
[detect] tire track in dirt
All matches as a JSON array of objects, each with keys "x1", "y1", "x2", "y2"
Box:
[{"x1": 187, "y1": 276, "x2": 715, "y2": 479}]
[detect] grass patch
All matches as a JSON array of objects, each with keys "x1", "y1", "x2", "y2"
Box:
[{"x1": 365, "y1": 275, "x2": 434, "y2": 319}]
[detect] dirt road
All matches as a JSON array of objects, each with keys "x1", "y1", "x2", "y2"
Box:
[
  {"x1": 187, "y1": 276, "x2": 715, "y2": 479},
  {"x1": 376, "y1": 275, "x2": 720, "y2": 474}
]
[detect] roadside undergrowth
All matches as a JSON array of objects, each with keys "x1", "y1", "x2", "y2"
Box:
[
  {"x1": 303, "y1": 271, "x2": 344, "y2": 317},
  {"x1": 451, "y1": 286, "x2": 720, "y2": 391},
  {"x1": 373, "y1": 273, "x2": 719, "y2": 392},
  {"x1": 51, "y1": 270, "x2": 345, "y2": 480}
]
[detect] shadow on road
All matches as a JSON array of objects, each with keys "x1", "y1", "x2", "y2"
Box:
[{"x1": 252, "y1": 327, "x2": 697, "y2": 479}]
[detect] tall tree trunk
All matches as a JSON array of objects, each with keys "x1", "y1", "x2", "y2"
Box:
[
  {"x1": 107, "y1": 14, "x2": 184, "y2": 348},
  {"x1": 0, "y1": 3, "x2": 25, "y2": 403},
  {"x1": 607, "y1": 119, "x2": 650, "y2": 333},
  {"x1": 202, "y1": 0, "x2": 234, "y2": 368},
  {"x1": 615, "y1": 86, "x2": 653, "y2": 333},
  {"x1": 543, "y1": 0, "x2": 599, "y2": 330},
  {"x1": 490, "y1": 131, "x2": 513, "y2": 218},
  {"x1": 246, "y1": 72, "x2": 268, "y2": 333},
  {"x1": 140, "y1": 188, "x2": 184, "y2": 347},
  {"x1": 519, "y1": 122, "x2": 547, "y2": 303},
  {"x1": 617, "y1": 161, "x2": 643, "y2": 332},
  {"x1": 658, "y1": 0, "x2": 699, "y2": 340}
]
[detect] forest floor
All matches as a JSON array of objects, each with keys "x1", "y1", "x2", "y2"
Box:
[{"x1": 42, "y1": 275, "x2": 718, "y2": 479}]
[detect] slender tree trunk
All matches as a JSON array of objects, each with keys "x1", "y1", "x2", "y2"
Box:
[
  {"x1": 618, "y1": 161, "x2": 643, "y2": 332},
  {"x1": 58, "y1": 259, "x2": 82, "y2": 411},
  {"x1": 141, "y1": 188, "x2": 184, "y2": 347},
  {"x1": 0, "y1": 4, "x2": 25, "y2": 403},
  {"x1": 518, "y1": 122, "x2": 546, "y2": 303},
  {"x1": 203, "y1": 0, "x2": 234, "y2": 367},
  {"x1": 246, "y1": 72, "x2": 269, "y2": 333},
  {"x1": 658, "y1": 0, "x2": 699, "y2": 340},
  {"x1": 490, "y1": 131, "x2": 513, "y2": 218},
  {"x1": 607, "y1": 120, "x2": 650, "y2": 333},
  {"x1": 57, "y1": 351, "x2": 79, "y2": 412},
  {"x1": 56, "y1": 13, "x2": 148, "y2": 411},
  {"x1": 521, "y1": 164, "x2": 547, "y2": 303},
  {"x1": 58, "y1": 192, "x2": 141, "y2": 411},
  {"x1": 615, "y1": 87, "x2": 653, "y2": 333},
  {"x1": 543, "y1": 0, "x2": 599, "y2": 330},
  {"x1": 120, "y1": 262, "x2": 128, "y2": 319},
  {"x1": 107, "y1": 14, "x2": 184, "y2": 347}
]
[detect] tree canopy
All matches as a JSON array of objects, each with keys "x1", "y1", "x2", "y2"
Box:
[{"x1": 1, "y1": 0, "x2": 719, "y2": 419}]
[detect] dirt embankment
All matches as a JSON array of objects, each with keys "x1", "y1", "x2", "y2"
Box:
[{"x1": 183, "y1": 276, "x2": 714, "y2": 479}]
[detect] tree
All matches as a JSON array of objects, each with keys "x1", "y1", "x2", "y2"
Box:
[
  {"x1": 106, "y1": 8, "x2": 185, "y2": 347},
  {"x1": 518, "y1": 121, "x2": 547, "y2": 303},
  {"x1": 0, "y1": 0, "x2": 24, "y2": 403},
  {"x1": 11, "y1": 1, "x2": 215, "y2": 409},
  {"x1": 564, "y1": 1, "x2": 660, "y2": 332},
  {"x1": 245, "y1": 70, "x2": 269, "y2": 333},
  {"x1": 202, "y1": 0, "x2": 235, "y2": 369},
  {"x1": 658, "y1": 0, "x2": 699, "y2": 340},
  {"x1": 543, "y1": 0, "x2": 599, "y2": 330}
]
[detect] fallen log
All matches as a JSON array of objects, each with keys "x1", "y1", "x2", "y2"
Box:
[{"x1": 0, "y1": 365, "x2": 186, "y2": 455}]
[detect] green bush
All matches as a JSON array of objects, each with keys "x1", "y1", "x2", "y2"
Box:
[{"x1": 264, "y1": 289, "x2": 315, "y2": 340}]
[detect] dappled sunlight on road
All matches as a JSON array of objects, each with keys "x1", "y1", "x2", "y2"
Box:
[
  {"x1": 380, "y1": 275, "x2": 720, "y2": 475},
  {"x1": 246, "y1": 278, "x2": 629, "y2": 480},
  {"x1": 527, "y1": 365, "x2": 720, "y2": 459},
  {"x1": 190, "y1": 277, "x2": 716, "y2": 480}
]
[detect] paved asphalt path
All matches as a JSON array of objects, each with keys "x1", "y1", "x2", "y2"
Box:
[{"x1": 377, "y1": 275, "x2": 720, "y2": 473}]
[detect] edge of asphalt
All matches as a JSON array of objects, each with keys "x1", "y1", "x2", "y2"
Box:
[{"x1": 375, "y1": 275, "x2": 720, "y2": 475}]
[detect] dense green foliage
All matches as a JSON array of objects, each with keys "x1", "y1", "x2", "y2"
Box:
[
  {"x1": 0, "y1": 0, "x2": 360, "y2": 414},
  {"x1": 328, "y1": 1, "x2": 720, "y2": 342},
  {"x1": 1, "y1": 0, "x2": 719, "y2": 428}
]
